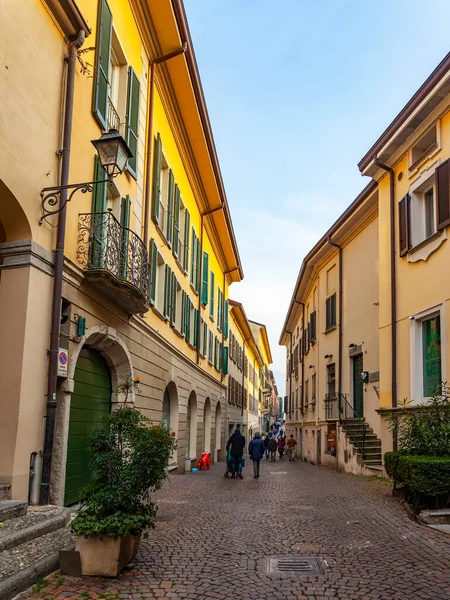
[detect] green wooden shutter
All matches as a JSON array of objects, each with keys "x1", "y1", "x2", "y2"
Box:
[
  {"x1": 190, "y1": 228, "x2": 196, "y2": 286},
  {"x1": 93, "y1": 0, "x2": 112, "y2": 129},
  {"x1": 217, "y1": 288, "x2": 222, "y2": 330},
  {"x1": 91, "y1": 156, "x2": 108, "y2": 269},
  {"x1": 185, "y1": 298, "x2": 191, "y2": 343},
  {"x1": 195, "y1": 237, "x2": 200, "y2": 293},
  {"x1": 224, "y1": 299, "x2": 229, "y2": 339},
  {"x1": 181, "y1": 291, "x2": 186, "y2": 337},
  {"x1": 222, "y1": 346, "x2": 229, "y2": 375},
  {"x1": 120, "y1": 196, "x2": 131, "y2": 280},
  {"x1": 183, "y1": 210, "x2": 190, "y2": 272},
  {"x1": 170, "y1": 272, "x2": 177, "y2": 327},
  {"x1": 214, "y1": 336, "x2": 218, "y2": 368},
  {"x1": 202, "y1": 321, "x2": 207, "y2": 357},
  {"x1": 163, "y1": 265, "x2": 171, "y2": 319},
  {"x1": 201, "y1": 252, "x2": 209, "y2": 304},
  {"x1": 193, "y1": 309, "x2": 199, "y2": 349},
  {"x1": 152, "y1": 133, "x2": 162, "y2": 224},
  {"x1": 125, "y1": 67, "x2": 140, "y2": 179},
  {"x1": 167, "y1": 170, "x2": 174, "y2": 246},
  {"x1": 149, "y1": 240, "x2": 157, "y2": 305},
  {"x1": 173, "y1": 185, "x2": 180, "y2": 259},
  {"x1": 208, "y1": 330, "x2": 213, "y2": 362},
  {"x1": 209, "y1": 271, "x2": 215, "y2": 318},
  {"x1": 398, "y1": 194, "x2": 411, "y2": 256}
]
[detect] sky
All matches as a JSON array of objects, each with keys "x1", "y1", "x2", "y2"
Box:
[{"x1": 183, "y1": 0, "x2": 450, "y2": 395}]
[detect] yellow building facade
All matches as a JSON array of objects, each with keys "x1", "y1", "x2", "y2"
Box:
[{"x1": 0, "y1": 0, "x2": 243, "y2": 504}]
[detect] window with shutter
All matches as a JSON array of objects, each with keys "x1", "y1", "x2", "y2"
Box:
[
  {"x1": 181, "y1": 291, "x2": 186, "y2": 337},
  {"x1": 310, "y1": 311, "x2": 317, "y2": 342},
  {"x1": 209, "y1": 271, "x2": 215, "y2": 319},
  {"x1": 201, "y1": 252, "x2": 209, "y2": 305},
  {"x1": 125, "y1": 67, "x2": 140, "y2": 178},
  {"x1": 173, "y1": 185, "x2": 180, "y2": 259},
  {"x1": 202, "y1": 321, "x2": 208, "y2": 357},
  {"x1": 152, "y1": 133, "x2": 162, "y2": 224},
  {"x1": 190, "y1": 228, "x2": 196, "y2": 287},
  {"x1": 437, "y1": 159, "x2": 450, "y2": 229},
  {"x1": 399, "y1": 194, "x2": 410, "y2": 257},
  {"x1": 224, "y1": 299, "x2": 229, "y2": 339},
  {"x1": 163, "y1": 265, "x2": 171, "y2": 320},
  {"x1": 93, "y1": 0, "x2": 112, "y2": 129},
  {"x1": 185, "y1": 298, "x2": 192, "y2": 343},
  {"x1": 170, "y1": 272, "x2": 177, "y2": 327},
  {"x1": 193, "y1": 309, "x2": 199, "y2": 349},
  {"x1": 214, "y1": 336, "x2": 218, "y2": 369},
  {"x1": 326, "y1": 294, "x2": 337, "y2": 330},
  {"x1": 217, "y1": 288, "x2": 223, "y2": 331},
  {"x1": 183, "y1": 209, "x2": 190, "y2": 272},
  {"x1": 166, "y1": 170, "x2": 174, "y2": 246},
  {"x1": 149, "y1": 239, "x2": 157, "y2": 306},
  {"x1": 208, "y1": 330, "x2": 213, "y2": 363}
]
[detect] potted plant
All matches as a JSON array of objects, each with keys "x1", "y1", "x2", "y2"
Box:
[{"x1": 70, "y1": 381, "x2": 177, "y2": 576}]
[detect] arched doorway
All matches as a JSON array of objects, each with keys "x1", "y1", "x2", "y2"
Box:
[
  {"x1": 186, "y1": 391, "x2": 197, "y2": 459},
  {"x1": 162, "y1": 382, "x2": 179, "y2": 466},
  {"x1": 203, "y1": 397, "x2": 211, "y2": 453},
  {"x1": 64, "y1": 347, "x2": 111, "y2": 506},
  {"x1": 215, "y1": 402, "x2": 222, "y2": 462}
]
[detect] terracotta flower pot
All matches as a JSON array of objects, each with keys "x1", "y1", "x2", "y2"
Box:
[{"x1": 76, "y1": 533, "x2": 141, "y2": 577}]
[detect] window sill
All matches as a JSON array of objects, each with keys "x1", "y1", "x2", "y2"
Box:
[
  {"x1": 154, "y1": 220, "x2": 169, "y2": 247},
  {"x1": 151, "y1": 305, "x2": 165, "y2": 321},
  {"x1": 407, "y1": 229, "x2": 447, "y2": 263},
  {"x1": 190, "y1": 283, "x2": 199, "y2": 296},
  {"x1": 324, "y1": 325, "x2": 337, "y2": 334}
]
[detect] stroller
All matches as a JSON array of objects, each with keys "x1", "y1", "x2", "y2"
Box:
[{"x1": 224, "y1": 449, "x2": 244, "y2": 478}]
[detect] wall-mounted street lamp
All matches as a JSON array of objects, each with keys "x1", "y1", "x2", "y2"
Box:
[{"x1": 40, "y1": 129, "x2": 132, "y2": 224}]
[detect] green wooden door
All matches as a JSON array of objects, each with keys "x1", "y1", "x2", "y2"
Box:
[
  {"x1": 352, "y1": 354, "x2": 364, "y2": 418},
  {"x1": 64, "y1": 347, "x2": 111, "y2": 506}
]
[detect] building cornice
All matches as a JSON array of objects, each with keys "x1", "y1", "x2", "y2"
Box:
[{"x1": 0, "y1": 240, "x2": 54, "y2": 276}]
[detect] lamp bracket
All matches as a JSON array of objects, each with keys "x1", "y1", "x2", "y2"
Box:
[{"x1": 39, "y1": 179, "x2": 110, "y2": 225}]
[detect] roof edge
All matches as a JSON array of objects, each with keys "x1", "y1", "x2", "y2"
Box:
[{"x1": 358, "y1": 52, "x2": 450, "y2": 173}]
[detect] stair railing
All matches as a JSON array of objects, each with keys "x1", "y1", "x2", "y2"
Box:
[{"x1": 338, "y1": 392, "x2": 366, "y2": 461}]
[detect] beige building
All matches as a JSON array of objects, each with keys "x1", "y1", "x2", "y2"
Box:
[
  {"x1": 280, "y1": 183, "x2": 381, "y2": 474},
  {"x1": 0, "y1": 0, "x2": 243, "y2": 504}
]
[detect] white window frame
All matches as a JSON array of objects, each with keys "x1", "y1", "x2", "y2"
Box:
[
  {"x1": 409, "y1": 171, "x2": 437, "y2": 248},
  {"x1": 409, "y1": 302, "x2": 446, "y2": 405}
]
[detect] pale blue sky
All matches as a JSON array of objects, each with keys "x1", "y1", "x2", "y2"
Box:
[{"x1": 184, "y1": 0, "x2": 450, "y2": 395}]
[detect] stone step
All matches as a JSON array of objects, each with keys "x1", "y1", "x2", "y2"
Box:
[
  {"x1": 363, "y1": 458, "x2": 383, "y2": 466},
  {"x1": 343, "y1": 425, "x2": 375, "y2": 435},
  {"x1": 0, "y1": 506, "x2": 70, "y2": 552},
  {"x1": 347, "y1": 434, "x2": 380, "y2": 444},
  {"x1": 0, "y1": 501, "x2": 27, "y2": 521},
  {"x1": 360, "y1": 447, "x2": 382, "y2": 456},
  {"x1": 0, "y1": 485, "x2": 10, "y2": 502},
  {"x1": 0, "y1": 514, "x2": 75, "y2": 600},
  {"x1": 420, "y1": 509, "x2": 450, "y2": 525}
]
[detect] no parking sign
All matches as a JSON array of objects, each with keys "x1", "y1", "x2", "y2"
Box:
[{"x1": 58, "y1": 349, "x2": 68, "y2": 377}]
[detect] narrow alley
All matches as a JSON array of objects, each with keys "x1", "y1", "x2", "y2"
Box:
[{"x1": 20, "y1": 461, "x2": 450, "y2": 600}]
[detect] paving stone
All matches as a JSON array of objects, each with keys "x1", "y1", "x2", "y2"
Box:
[{"x1": 16, "y1": 461, "x2": 450, "y2": 600}]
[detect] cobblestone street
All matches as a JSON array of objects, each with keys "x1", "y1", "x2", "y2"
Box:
[{"x1": 20, "y1": 460, "x2": 450, "y2": 600}]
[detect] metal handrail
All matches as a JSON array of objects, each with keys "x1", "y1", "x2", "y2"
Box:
[
  {"x1": 338, "y1": 392, "x2": 367, "y2": 461},
  {"x1": 107, "y1": 97, "x2": 121, "y2": 132}
]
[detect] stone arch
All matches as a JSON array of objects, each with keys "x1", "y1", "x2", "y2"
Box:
[
  {"x1": 203, "y1": 397, "x2": 211, "y2": 453},
  {"x1": 186, "y1": 391, "x2": 198, "y2": 460},
  {"x1": 50, "y1": 326, "x2": 134, "y2": 505},
  {"x1": 0, "y1": 179, "x2": 32, "y2": 241}
]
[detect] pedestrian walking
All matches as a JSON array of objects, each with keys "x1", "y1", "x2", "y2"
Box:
[
  {"x1": 269, "y1": 436, "x2": 277, "y2": 461},
  {"x1": 286, "y1": 434, "x2": 297, "y2": 462},
  {"x1": 263, "y1": 434, "x2": 270, "y2": 459},
  {"x1": 226, "y1": 427, "x2": 246, "y2": 479},
  {"x1": 277, "y1": 435, "x2": 286, "y2": 459},
  {"x1": 248, "y1": 432, "x2": 265, "y2": 478}
]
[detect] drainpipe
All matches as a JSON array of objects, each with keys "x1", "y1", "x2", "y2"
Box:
[
  {"x1": 41, "y1": 30, "x2": 85, "y2": 505},
  {"x1": 374, "y1": 157, "x2": 397, "y2": 453},
  {"x1": 327, "y1": 237, "x2": 343, "y2": 400},
  {"x1": 143, "y1": 44, "x2": 187, "y2": 248}
]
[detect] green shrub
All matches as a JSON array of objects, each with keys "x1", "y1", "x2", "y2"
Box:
[
  {"x1": 398, "y1": 455, "x2": 450, "y2": 496},
  {"x1": 384, "y1": 451, "x2": 406, "y2": 485},
  {"x1": 70, "y1": 406, "x2": 177, "y2": 539}
]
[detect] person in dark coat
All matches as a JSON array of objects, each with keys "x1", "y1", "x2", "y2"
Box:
[
  {"x1": 263, "y1": 434, "x2": 270, "y2": 459},
  {"x1": 269, "y1": 437, "x2": 277, "y2": 461},
  {"x1": 226, "y1": 428, "x2": 246, "y2": 479},
  {"x1": 248, "y1": 432, "x2": 265, "y2": 478}
]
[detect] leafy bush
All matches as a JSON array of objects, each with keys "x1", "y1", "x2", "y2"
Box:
[
  {"x1": 386, "y1": 388, "x2": 450, "y2": 456},
  {"x1": 70, "y1": 406, "x2": 177, "y2": 539},
  {"x1": 384, "y1": 451, "x2": 406, "y2": 486},
  {"x1": 399, "y1": 455, "x2": 450, "y2": 496}
]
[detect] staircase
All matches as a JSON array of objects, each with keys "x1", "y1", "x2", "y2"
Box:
[{"x1": 341, "y1": 418, "x2": 382, "y2": 469}]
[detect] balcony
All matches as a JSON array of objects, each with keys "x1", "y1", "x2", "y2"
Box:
[
  {"x1": 324, "y1": 393, "x2": 339, "y2": 420},
  {"x1": 77, "y1": 212, "x2": 149, "y2": 314}
]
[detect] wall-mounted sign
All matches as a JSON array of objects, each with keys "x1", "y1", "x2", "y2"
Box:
[{"x1": 57, "y1": 349, "x2": 68, "y2": 377}]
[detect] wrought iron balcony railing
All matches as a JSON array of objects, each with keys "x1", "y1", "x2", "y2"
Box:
[
  {"x1": 325, "y1": 392, "x2": 339, "y2": 420},
  {"x1": 77, "y1": 211, "x2": 149, "y2": 314},
  {"x1": 107, "y1": 97, "x2": 121, "y2": 133}
]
